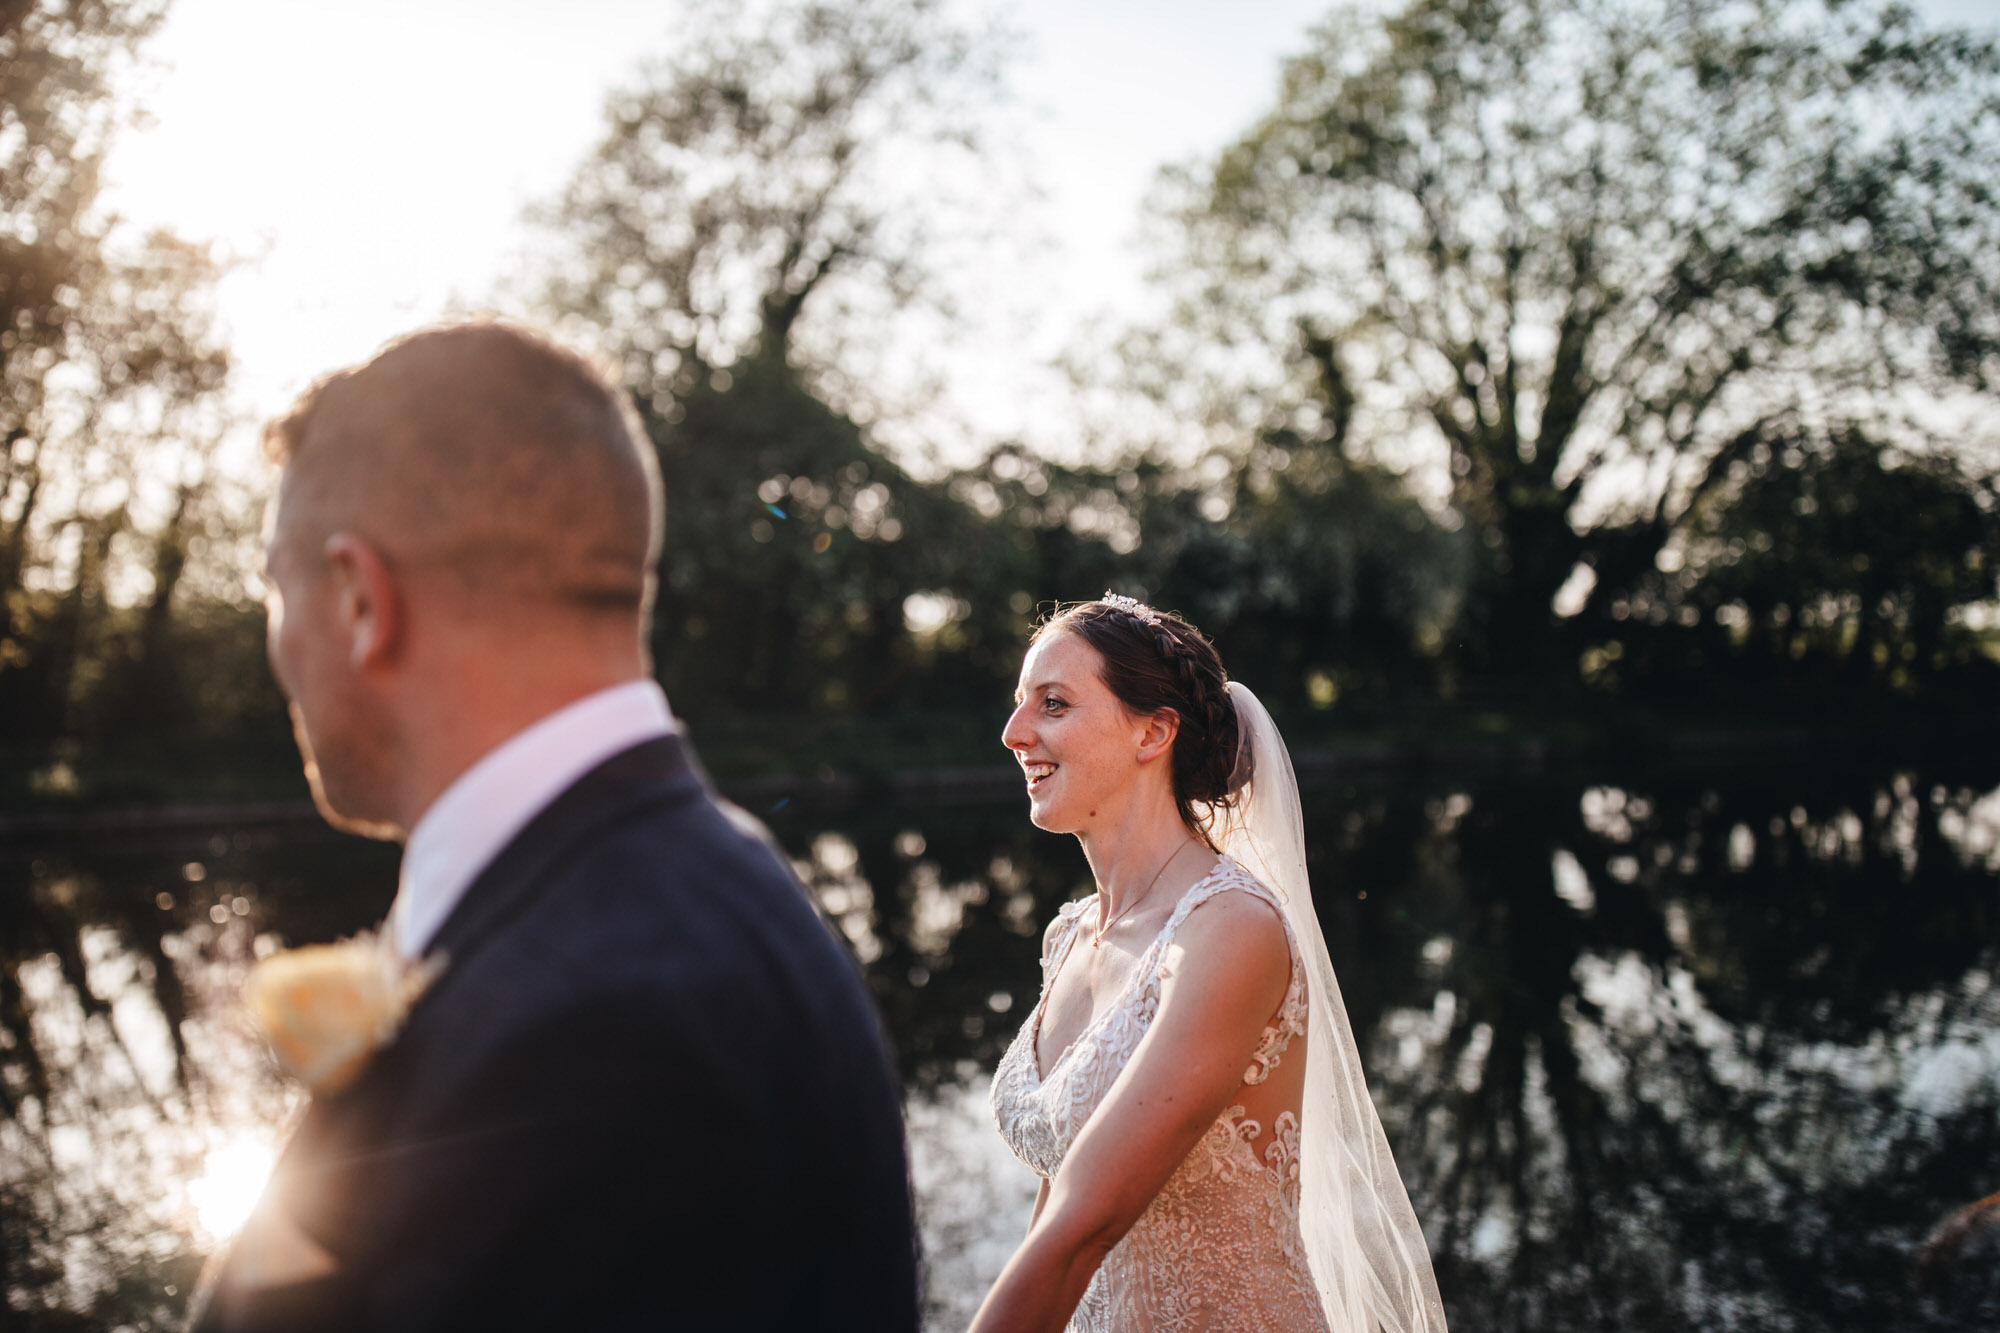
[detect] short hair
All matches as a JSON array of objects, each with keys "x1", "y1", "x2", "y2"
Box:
[{"x1": 265, "y1": 321, "x2": 662, "y2": 619}]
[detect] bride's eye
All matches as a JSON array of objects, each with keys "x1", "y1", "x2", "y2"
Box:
[{"x1": 1043, "y1": 695, "x2": 1068, "y2": 714}]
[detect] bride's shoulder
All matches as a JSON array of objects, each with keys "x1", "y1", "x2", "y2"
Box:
[
  {"x1": 1167, "y1": 860, "x2": 1289, "y2": 956},
  {"x1": 1157, "y1": 872, "x2": 1291, "y2": 1009},
  {"x1": 1042, "y1": 893, "x2": 1097, "y2": 956},
  {"x1": 1182, "y1": 856, "x2": 1285, "y2": 918}
]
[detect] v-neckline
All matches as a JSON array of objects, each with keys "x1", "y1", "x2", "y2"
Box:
[{"x1": 1028, "y1": 856, "x2": 1231, "y2": 1085}]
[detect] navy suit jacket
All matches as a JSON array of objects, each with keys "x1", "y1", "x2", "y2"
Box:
[{"x1": 197, "y1": 735, "x2": 920, "y2": 1332}]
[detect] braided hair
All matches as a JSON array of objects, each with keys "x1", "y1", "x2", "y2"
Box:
[{"x1": 1033, "y1": 595, "x2": 1246, "y2": 850}]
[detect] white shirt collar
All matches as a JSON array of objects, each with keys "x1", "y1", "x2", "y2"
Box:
[{"x1": 389, "y1": 679, "x2": 677, "y2": 959}]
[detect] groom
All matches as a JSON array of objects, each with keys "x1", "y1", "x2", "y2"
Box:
[{"x1": 196, "y1": 323, "x2": 919, "y2": 1331}]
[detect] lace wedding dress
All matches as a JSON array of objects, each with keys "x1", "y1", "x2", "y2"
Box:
[
  {"x1": 989, "y1": 683, "x2": 1447, "y2": 1333},
  {"x1": 991, "y1": 858, "x2": 1329, "y2": 1332}
]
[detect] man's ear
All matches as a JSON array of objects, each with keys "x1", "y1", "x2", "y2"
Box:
[
  {"x1": 322, "y1": 533, "x2": 402, "y2": 671},
  {"x1": 1136, "y1": 707, "x2": 1180, "y2": 764}
]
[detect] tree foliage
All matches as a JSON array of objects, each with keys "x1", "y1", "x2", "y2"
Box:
[
  {"x1": 1597, "y1": 427, "x2": 2000, "y2": 698},
  {"x1": 1145, "y1": 0, "x2": 2000, "y2": 687},
  {"x1": 0, "y1": 0, "x2": 237, "y2": 742},
  {"x1": 537, "y1": 0, "x2": 1473, "y2": 731},
  {"x1": 31, "y1": 0, "x2": 1997, "y2": 774},
  {"x1": 1155, "y1": 430, "x2": 1466, "y2": 701},
  {"x1": 536, "y1": 0, "x2": 1019, "y2": 728},
  {"x1": 538, "y1": 0, "x2": 1000, "y2": 413}
]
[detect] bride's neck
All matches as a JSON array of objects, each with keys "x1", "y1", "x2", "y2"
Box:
[{"x1": 1078, "y1": 797, "x2": 1201, "y2": 916}]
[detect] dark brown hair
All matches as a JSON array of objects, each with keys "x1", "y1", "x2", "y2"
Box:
[{"x1": 1035, "y1": 597, "x2": 1243, "y2": 849}]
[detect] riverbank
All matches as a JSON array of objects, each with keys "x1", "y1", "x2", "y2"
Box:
[{"x1": 6, "y1": 700, "x2": 1993, "y2": 843}]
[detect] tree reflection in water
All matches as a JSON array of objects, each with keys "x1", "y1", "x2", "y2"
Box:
[
  {"x1": 0, "y1": 832, "x2": 392, "y2": 1328},
  {"x1": 4, "y1": 754, "x2": 1998, "y2": 1330},
  {"x1": 1347, "y1": 761, "x2": 2000, "y2": 1331}
]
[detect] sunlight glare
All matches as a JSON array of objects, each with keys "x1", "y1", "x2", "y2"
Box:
[{"x1": 189, "y1": 1139, "x2": 276, "y2": 1243}]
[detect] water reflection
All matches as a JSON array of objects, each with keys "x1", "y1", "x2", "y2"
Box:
[
  {"x1": 0, "y1": 834, "x2": 383, "y2": 1327},
  {"x1": 905, "y1": 1075, "x2": 1038, "y2": 1331},
  {"x1": 4, "y1": 752, "x2": 1999, "y2": 1329}
]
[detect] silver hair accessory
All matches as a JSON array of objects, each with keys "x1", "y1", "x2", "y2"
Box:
[{"x1": 1099, "y1": 592, "x2": 1162, "y2": 627}]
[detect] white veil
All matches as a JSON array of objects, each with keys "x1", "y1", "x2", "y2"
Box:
[{"x1": 1213, "y1": 682, "x2": 1448, "y2": 1333}]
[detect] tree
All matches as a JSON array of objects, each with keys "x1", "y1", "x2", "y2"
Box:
[
  {"x1": 537, "y1": 0, "x2": 1001, "y2": 411},
  {"x1": 921, "y1": 426, "x2": 1466, "y2": 716},
  {"x1": 1143, "y1": 0, "x2": 2000, "y2": 689},
  {"x1": 1154, "y1": 430, "x2": 1467, "y2": 705},
  {"x1": 1598, "y1": 425, "x2": 2000, "y2": 698},
  {"x1": 537, "y1": 0, "x2": 1013, "y2": 726},
  {"x1": 636, "y1": 357, "x2": 972, "y2": 722},
  {"x1": 0, "y1": 0, "x2": 233, "y2": 742}
]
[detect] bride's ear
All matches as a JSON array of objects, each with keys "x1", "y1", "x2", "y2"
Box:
[{"x1": 1135, "y1": 707, "x2": 1179, "y2": 764}]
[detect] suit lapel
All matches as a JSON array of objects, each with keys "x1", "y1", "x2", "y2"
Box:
[{"x1": 422, "y1": 732, "x2": 706, "y2": 977}]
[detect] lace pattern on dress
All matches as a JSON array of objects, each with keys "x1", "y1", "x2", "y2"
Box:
[{"x1": 990, "y1": 857, "x2": 1328, "y2": 1333}]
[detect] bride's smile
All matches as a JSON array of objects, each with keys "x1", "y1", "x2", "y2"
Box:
[{"x1": 1002, "y1": 629, "x2": 1171, "y2": 839}]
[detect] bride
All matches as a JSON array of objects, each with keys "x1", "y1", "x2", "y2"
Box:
[{"x1": 974, "y1": 595, "x2": 1446, "y2": 1333}]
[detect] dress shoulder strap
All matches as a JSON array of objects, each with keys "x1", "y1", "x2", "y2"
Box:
[
  {"x1": 1043, "y1": 894, "x2": 1095, "y2": 976},
  {"x1": 1161, "y1": 857, "x2": 1291, "y2": 939}
]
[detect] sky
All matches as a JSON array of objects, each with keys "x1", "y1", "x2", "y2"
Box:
[
  {"x1": 101, "y1": 0, "x2": 1334, "y2": 458},
  {"x1": 101, "y1": 0, "x2": 1997, "y2": 463}
]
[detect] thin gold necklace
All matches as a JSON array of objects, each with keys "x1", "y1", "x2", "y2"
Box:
[{"x1": 1092, "y1": 840, "x2": 1193, "y2": 949}]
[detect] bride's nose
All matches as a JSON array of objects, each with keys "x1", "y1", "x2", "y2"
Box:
[{"x1": 1001, "y1": 703, "x2": 1034, "y2": 753}]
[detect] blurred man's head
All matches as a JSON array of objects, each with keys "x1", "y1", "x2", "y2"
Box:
[{"x1": 261, "y1": 322, "x2": 663, "y2": 836}]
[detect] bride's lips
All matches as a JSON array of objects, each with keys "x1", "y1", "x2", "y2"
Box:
[{"x1": 1021, "y1": 760, "x2": 1057, "y2": 792}]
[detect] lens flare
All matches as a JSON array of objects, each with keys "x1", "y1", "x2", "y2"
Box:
[{"x1": 189, "y1": 1140, "x2": 275, "y2": 1243}]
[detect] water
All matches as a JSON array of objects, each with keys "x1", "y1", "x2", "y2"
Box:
[{"x1": 4, "y1": 747, "x2": 2000, "y2": 1331}]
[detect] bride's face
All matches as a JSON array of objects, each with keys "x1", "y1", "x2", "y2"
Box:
[{"x1": 1002, "y1": 630, "x2": 1151, "y2": 835}]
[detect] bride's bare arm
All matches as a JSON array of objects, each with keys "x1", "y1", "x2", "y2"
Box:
[{"x1": 969, "y1": 894, "x2": 1291, "y2": 1333}]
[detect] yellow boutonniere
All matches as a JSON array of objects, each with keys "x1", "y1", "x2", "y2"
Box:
[{"x1": 245, "y1": 932, "x2": 444, "y2": 1096}]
